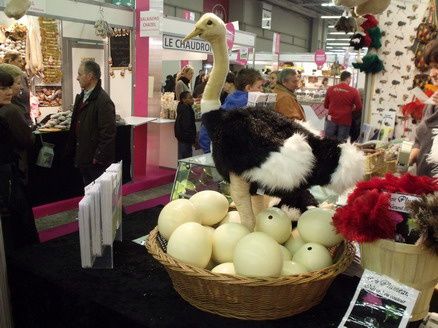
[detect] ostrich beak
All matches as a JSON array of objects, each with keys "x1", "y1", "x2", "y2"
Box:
[{"x1": 183, "y1": 28, "x2": 202, "y2": 42}]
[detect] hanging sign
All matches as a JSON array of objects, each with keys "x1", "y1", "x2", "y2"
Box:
[
  {"x1": 225, "y1": 22, "x2": 235, "y2": 50},
  {"x1": 262, "y1": 8, "x2": 272, "y2": 29},
  {"x1": 314, "y1": 49, "x2": 327, "y2": 69},
  {"x1": 203, "y1": 0, "x2": 229, "y2": 23},
  {"x1": 29, "y1": 0, "x2": 46, "y2": 14},
  {"x1": 163, "y1": 34, "x2": 211, "y2": 54},
  {"x1": 272, "y1": 32, "x2": 281, "y2": 55},
  {"x1": 183, "y1": 10, "x2": 195, "y2": 21},
  {"x1": 139, "y1": 10, "x2": 162, "y2": 37}
]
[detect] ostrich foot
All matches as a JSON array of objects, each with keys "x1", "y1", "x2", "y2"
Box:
[{"x1": 229, "y1": 173, "x2": 255, "y2": 231}]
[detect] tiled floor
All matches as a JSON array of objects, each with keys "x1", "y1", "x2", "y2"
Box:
[{"x1": 35, "y1": 183, "x2": 173, "y2": 232}]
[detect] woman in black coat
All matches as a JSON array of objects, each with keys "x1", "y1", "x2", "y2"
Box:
[{"x1": 0, "y1": 71, "x2": 38, "y2": 252}]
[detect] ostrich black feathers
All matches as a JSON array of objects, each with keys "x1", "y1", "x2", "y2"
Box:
[{"x1": 202, "y1": 107, "x2": 361, "y2": 202}]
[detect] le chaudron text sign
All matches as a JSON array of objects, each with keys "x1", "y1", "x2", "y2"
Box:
[{"x1": 162, "y1": 34, "x2": 212, "y2": 54}]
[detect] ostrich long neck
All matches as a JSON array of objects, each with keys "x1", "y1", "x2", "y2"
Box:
[{"x1": 201, "y1": 35, "x2": 229, "y2": 114}]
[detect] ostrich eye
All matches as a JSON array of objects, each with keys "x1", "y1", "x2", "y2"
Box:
[{"x1": 207, "y1": 20, "x2": 213, "y2": 25}]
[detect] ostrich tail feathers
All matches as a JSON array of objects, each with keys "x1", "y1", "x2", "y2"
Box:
[{"x1": 327, "y1": 142, "x2": 365, "y2": 194}]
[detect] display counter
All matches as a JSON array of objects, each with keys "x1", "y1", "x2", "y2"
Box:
[
  {"x1": 29, "y1": 124, "x2": 132, "y2": 207},
  {"x1": 9, "y1": 206, "x2": 433, "y2": 328}
]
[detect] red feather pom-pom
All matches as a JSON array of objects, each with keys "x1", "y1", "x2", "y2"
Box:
[
  {"x1": 361, "y1": 14, "x2": 379, "y2": 31},
  {"x1": 333, "y1": 190, "x2": 398, "y2": 243},
  {"x1": 363, "y1": 33, "x2": 372, "y2": 48},
  {"x1": 333, "y1": 174, "x2": 438, "y2": 243}
]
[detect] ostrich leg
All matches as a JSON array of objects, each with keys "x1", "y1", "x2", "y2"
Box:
[
  {"x1": 229, "y1": 173, "x2": 255, "y2": 231},
  {"x1": 251, "y1": 195, "x2": 270, "y2": 216}
]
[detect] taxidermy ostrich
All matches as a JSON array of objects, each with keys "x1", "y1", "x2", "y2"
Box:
[{"x1": 183, "y1": 13, "x2": 365, "y2": 230}]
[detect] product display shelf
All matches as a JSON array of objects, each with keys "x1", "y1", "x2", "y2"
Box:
[
  {"x1": 123, "y1": 116, "x2": 157, "y2": 126},
  {"x1": 151, "y1": 118, "x2": 176, "y2": 124},
  {"x1": 171, "y1": 154, "x2": 230, "y2": 201}
]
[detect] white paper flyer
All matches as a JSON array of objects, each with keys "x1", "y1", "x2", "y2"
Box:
[{"x1": 339, "y1": 269, "x2": 419, "y2": 328}]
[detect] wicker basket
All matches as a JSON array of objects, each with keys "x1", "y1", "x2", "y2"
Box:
[
  {"x1": 364, "y1": 149, "x2": 385, "y2": 175},
  {"x1": 147, "y1": 227, "x2": 356, "y2": 320},
  {"x1": 360, "y1": 240, "x2": 438, "y2": 321}
]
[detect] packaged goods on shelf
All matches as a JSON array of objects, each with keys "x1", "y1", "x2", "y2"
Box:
[
  {"x1": 296, "y1": 88, "x2": 326, "y2": 104},
  {"x1": 0, "y1": 24, "x2": 27, "y2": 61},
  {"x1": 160, "y1": 92, "x2": 178, "y2": 119},
  {"x1": 35, "y1": 86, "x2": 62, "y2": 107},
  {"x1": 39, "y1": 110, "x2": 72, "y2": 131},
  {"x1": 38, "y1": 17, "x2": 61, "y2": 84}
]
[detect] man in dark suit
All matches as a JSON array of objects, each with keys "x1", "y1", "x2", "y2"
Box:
[{"x1": 67, "y1": 60, "x2": 116, "y2": 186}]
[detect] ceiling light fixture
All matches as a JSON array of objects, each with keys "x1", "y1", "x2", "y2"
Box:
[
  {"x1": 321, "y1": 16, "x2": 341, "y2": 19},
  {"x1": 326, "y1": 43, "x2": 350, "y2": 46},
  {"x1": 329, "y1": 32, "x2": 354, "y2": 35}
]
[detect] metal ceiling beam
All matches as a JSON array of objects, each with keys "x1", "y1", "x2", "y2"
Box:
[{"x1": 264, "y1": 0, "x2": 321, "y2": 18}]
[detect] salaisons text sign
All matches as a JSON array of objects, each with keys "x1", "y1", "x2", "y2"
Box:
[{"x1": 162, "y1": 34, "x2": 212, "y2": 54}]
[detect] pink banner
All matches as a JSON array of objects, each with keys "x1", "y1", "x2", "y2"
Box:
[
  {"x1": 183, "y1": 10, "x2": 195, "y2": 21},
  {"x1": 272, "y1": 32, "x2": 281, "y2": 55},
  {"x1": 180, "y1": 60, "x2": 189, "y2": 69},
  {"x1": 203, "y1": 0, "x2": 229, "y2": 22},
  {"x1": 225, "y1": 22, "x2": 235, "y2": 50},
  {"x1": 314, "y1": 49, "x2": 327, "y2": 69}
]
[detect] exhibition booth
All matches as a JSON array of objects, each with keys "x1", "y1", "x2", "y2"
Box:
[{"x1": 1, "y1": 0, "x2": 438, "y2": 327}]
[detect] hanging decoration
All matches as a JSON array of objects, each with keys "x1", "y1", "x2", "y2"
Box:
[
  {"x1": 335, "y1": 15, "x2": 357, "y2": 34},
  {"x1": 4, "y1": 0, "x2": 31, "y2": 20},
  {"x1": 332, "y1": 0, "x2": 391, "y2": 16},
  {"x1": 349, "y1": 14, "x2": 384, "y2": 73},
  {"x1": 94, "y1": 7, "x2": 114, "y2": 39}
]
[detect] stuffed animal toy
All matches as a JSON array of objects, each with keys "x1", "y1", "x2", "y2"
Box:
[
  {"x1": 183, "y1": 13, "x2": 365, "y2": 231},
  {"x1": 4, "y1": 0, "x2": 31, "y2": 20},
  {"x1": 333, "y1": 0, "x2": 391, "y2": 15}
]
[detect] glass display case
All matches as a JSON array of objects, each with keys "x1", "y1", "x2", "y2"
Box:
[{"x1": 171, "y1": 154, "x2": 230, "y2": 201}]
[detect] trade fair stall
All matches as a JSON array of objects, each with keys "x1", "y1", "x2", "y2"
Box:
[
  {"x1": 0, "y1": 1, "x2": 136, "y2": 206},
  {"x1": 254, "y1": 51, "x2": 365, "y2": 132}
]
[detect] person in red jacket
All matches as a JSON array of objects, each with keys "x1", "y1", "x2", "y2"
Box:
[{"x1": 323, "y1": 71, "x2": 362, "y2": 141}]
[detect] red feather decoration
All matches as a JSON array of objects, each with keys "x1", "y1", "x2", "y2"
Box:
[
  {"x1": 333, "y1": 174, "x2": 438, "y2": 243},
  {"x1": 360, "y1": 14, "x2": 379, "y2": 31}
]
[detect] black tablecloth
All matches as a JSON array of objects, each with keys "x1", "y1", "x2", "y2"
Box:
[
  {"x1": 6, "y1": 206, "x2": 436, "y2": 328},
  {"x1": 28, "y1": 125, "x2": 132, "y2": 206}
]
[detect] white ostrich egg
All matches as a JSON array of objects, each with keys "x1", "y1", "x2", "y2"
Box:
[
  {"x1": 158, "y1": 199, "x2": 200, "y2": 240},
  {"x1": 255, "y1": 207, "x2": 291, "y2": 244},
  {"x1": 204, "y1": 226, "x2": 215, "y2": 241},
  {"x1": 284, "y1": 230, "x2": 306, "y2": 256},
  {"x1": 281, "y1": 261, "x2": 308, "y2": 276},
  {"x1": 189, "y1": 191, "x2": 229, "y2": 226},
  {"x1": 219, "y1": 211, "x2": 241, "y2": 225},
  {"x1": 292, "y1": 243, "x2": 333, "y2": 272},
  {"x1": 211, "y1": 262, "x2": 236, "y2": 275},
  {"x1": 297, "y1": 208, "x2": 343, "y2": 247},
  {"x1": 167, "y1": 222, "x2": 212, "y2": 268},
  {"x1": 212, "y1": 223, "x2": 250, "y2": 263},
  {"x1": 233, "y1": 232, "x2": 283, "y2": 278},
  {"x1": 279, "y1": 245, "x2": 292, "y2": 261}
]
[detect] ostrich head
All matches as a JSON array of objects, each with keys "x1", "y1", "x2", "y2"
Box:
[
  {"x1": 183, "y1": 13, "x2": 226, "y2": 44},
  {"x1": 184, "y1": 13, "x2": 228, "y2": 112}
]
